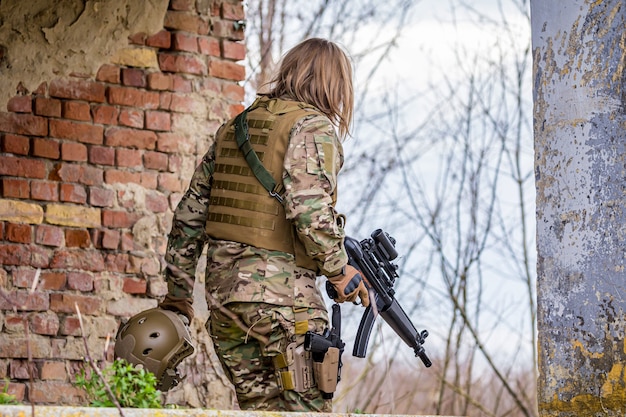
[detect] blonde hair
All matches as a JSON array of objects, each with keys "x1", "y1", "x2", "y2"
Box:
[{"x1": 265, "y1": 38, "x2": 354, "y2": 139}]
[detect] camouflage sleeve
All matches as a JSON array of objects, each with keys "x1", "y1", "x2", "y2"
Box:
[
  {"x1": 164, "y1": 142, "x2": 215, "y2": 299},
  {"x1": 282, "y1": 114, "x2": 348, "y2": 276}
]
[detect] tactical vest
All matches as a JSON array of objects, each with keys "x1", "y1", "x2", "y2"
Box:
[{"x1": 206, "y1": 96, "x2": 336, "y2": 273}]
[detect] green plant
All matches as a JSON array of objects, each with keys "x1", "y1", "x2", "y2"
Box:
[
  {"x1": 75, "y1": 358, "x2": 162, "y2": 408},
  {"x1": 0, "y1": 380, "x2": 19, "y2": 405}
]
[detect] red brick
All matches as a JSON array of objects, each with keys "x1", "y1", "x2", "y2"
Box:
[
  {"x1": 146, "y1": 29, "x2": 171, "y2": 48},
  {"x1": 1, "y1": 133, "x2": 29, "y2": 155},
  {"x1": 35, "y1": 224, "x2": 65, "y2": 247},
  {"x1": 0, "y1": 289, "x2": 49, "y2": 311},
  {"x1": 145, "y1": 110, "x2": 171, "y2": 131},
  {"x1": 49, "y1": 119, "x2": 103, "y2": 144},
  {"x1": 34, "y1": 97, "x2": 62, "y2": 117},
  {"x1": 164, "y1": 10, "x2": 204, "y2": 33},
  {"x1": 140, "y1": 172, "x2": 158, "y2": 189},
  {"x1": 2, "y1": 319, "x2": 21, "y2": 337},
  {"x1": 51, "y1": 162, "x2": 81, "y2": 182},
  {"x1": 159, "y1": 53, "x2": 206, "y2": 75},
  {"x1": 96, "y1": 64, "x2": 121, "y2": 84},
  {"x1": 157, "y1": 132, "x2": 185, "y2": 152},
  {"x1": 95, "y1": 168, "x2": 123, "y2": 187},
  {"x1": 31, "y1": 312, "x2": 60, "y2": 336},
  {"x1": 33, "y1": 82, "x2": 47, "y2": 95},
  {"x1": 30, "y1": 180, "x2": 59, "y2": 201},
  {"x1": 212, "y1": 20, "x2": 243, "y2": 40},
  {"x1": 92, "y1": 105, "x2": 119, "y2": 125},
  {"x1": 222, "y1": 2, "x2": 245, "y2": 20},
  {"x1": 40, "y1": 361, "x2": 66, "y2": 380},
  {"x1": 39, "y1": 271, "x2": 67, "y2": 290},
  {"x1": 123, "y1": 277, "x2": 147, "y2": 294},
  {"x1": 30, "y1": 245, "x2": 52, "y2": 269},
  {"x1": 147, "y1": 72, "x2": 172, "y2": 91},
  {"x1": 0, "y1": 244, "x2": 29, "y2": 266},
  {"x1": 65, "y1": 229, "x2": 91, "y2": 248},
  {"x1": 145, "y1": 192, "x2": 168, "y2": 213},
  {"x1": 199, "y1": 77, "x2": 220, "y2": 94},
  {"x1": 88, "y1": 145, "x2": 115, "y2": 165},
  {"x1": 116, "y1": 148, "x2": 143, "y2": 168},
  {"x1": 32, "y1": 137, "x2": 60, "y2": 159},
  {"x1": 89, "y1": 187, "x2": 115, "y2": 207},
  {"x1": 13, "y1": 269, "x2": 65, "y2": 290},
  {"x1": 60, "y1": 316, "x2": 81, "y2": 336},
  {"x1": 28, "y1": 381, "x2": 85, "y2": 404},
  {"x1": 49, "y1": 78, "x2": 106, "y2": 102},
  {"x1": 60, "y1": 183, "x2": 87, "y2": 204},
  {"x1": 158, "y1": 172, "x2": 182, "y2": 192},
  {"x1": 105, "y1": 126, "x2": 157, "y2": 149},
  {"x1": 118, "y1": 108, "x2": 144, "y2": 128},
  {"x1": 101, "y1": 209, "x2": 139, "y2": 228},
  {"x1": 6, "y1": 223, "x2": 31, "y2": 244},
  {"x1": 0, "y1": 112, "x2": 48, "y2": 136},
  {"x1": 50, "y1": 249, "x2": 105, "y2": 272},
  {"x1": 172, "y1": 75, "x2": 193, "y2": 92},
  {"x1": 159, "y1": 91, "x2": 172, "y2": 110},
  {"x1": 7, "y1": 95, "x2": 33, "y2": 113},
  {"x1": 62, "y1": 101, "x2": 91, "y2": 121},
  {"x1": 198, "y1": 36, "x2": 220, "y2": 56},
  {"x1": 222, "y1": 40, "x2": 245, "y2": 60},
  {"x1": 172, "y1": 32, "x2": 198, "y2": 52},
  {"x1": 222, "y1": 82, "x2": 245, "y2": 101},
  {"x1": 121, "y1": 68, "x2": 146, "y2": 88},
  {"x1": 10, "y1": 360, "x2": 37, "y2": 379},
  {"x1": 120, "y1": 232, "x2": 134, "y2": 251},
  {"x1": 143, "y1": 151, "x2": 168, "y2": 170},
  {"x1": 209, "y1": 59, "x2": 245, "y2": 81},
  {"x1": 107, "y1": 86, "x2": 160, "y2": 109},
  {"x1": 100, "y1": 228, "x2": 120, "y2": 249},
  {"x1": 61, "y1": 142, "x2": 88, "y2": 162},
  {"x1": 106, "y1": 253, "x2": 131, "y2": 273},
  {"x1": 1, "y1": 178, "x2": 29, "y2": 199},
  {"x1": 0, "y1": 380, "x2": 24, "y2": 401},
  {"x1": 169, "y1": 93, "x2": 196, "y2": 112},
  {"x1": 80, "y1": 165, "x2": 104, "y2": 186}
]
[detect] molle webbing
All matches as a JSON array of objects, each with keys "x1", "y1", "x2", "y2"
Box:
[{"x1": 206, "y1": 97, "x2": 320, "y2": 272}]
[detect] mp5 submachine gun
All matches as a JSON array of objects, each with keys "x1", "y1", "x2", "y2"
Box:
[{"x1": 344, "y1": 229, "x2": 432, "y2": 367}]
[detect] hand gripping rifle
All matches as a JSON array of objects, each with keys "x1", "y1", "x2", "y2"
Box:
[{"x1": 345, "y1": 229, "x2": 432, "y2": 367}]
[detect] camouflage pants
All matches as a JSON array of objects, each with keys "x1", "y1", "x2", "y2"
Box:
[{"x1": 207, "y1": 302, "x2": 331, "y2": 412}]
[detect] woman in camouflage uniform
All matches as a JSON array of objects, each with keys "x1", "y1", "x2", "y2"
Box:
[{"x1": 159, "y1": 38, "x2": 369, "y2": 412}]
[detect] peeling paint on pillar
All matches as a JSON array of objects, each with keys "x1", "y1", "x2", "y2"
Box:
[{"x1": 531, "y1": 0, "x2": 626, "y2": 416}]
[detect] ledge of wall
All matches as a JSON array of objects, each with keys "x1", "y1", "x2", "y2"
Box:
[{"x1": 0, "y1": 405, "x2": 463, "y2": 417}]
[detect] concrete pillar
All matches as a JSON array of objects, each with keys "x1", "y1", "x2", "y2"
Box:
[{"x1": 531, "y1": 0, "x2": 626, "y2": 415}]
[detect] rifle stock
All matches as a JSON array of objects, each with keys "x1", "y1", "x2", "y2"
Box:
[{"x1": 345, "y1": 230, "x2": 432, "y2": 368}]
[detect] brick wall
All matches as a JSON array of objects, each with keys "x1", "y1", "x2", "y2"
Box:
[{"x1": 0, "y1": 0, "x2": 244, "y2": 405}]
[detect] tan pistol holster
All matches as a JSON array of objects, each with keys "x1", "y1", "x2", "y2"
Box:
[
  {"x1": 313, "y1": 346, "x2": 341, "y2": 395},
  {"x1": 273, "y1": 341, "x2": 314, "y2": 392}
]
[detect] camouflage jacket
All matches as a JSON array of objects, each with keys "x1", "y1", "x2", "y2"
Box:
[{"x1": 164, "y1": 109, "x2": 348, "y2": 309}]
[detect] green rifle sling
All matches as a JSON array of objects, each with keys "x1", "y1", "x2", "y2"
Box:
[{"x1": 234, "y1": 109, "x2": 284, "y2": 203}]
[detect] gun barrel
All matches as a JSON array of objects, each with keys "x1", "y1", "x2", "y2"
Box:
[{"x1": 379, "y1": 296, "x2": 431, "y2": 367}]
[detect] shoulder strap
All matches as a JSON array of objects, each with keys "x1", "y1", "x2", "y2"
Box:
[{"x1": 234, "y1": 109, "x2": 284, "y2": 203}]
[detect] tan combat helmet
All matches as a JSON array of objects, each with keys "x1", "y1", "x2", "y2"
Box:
[{"x1": 114, "y1": 308, "x2": 195, "y2": 391}]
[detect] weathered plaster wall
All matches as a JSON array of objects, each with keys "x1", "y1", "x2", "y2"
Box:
[
  {"x1": 0, "y1": 0, "x2": 245, "y2": 408},
  {"x1": 532, "y1": 0, "x2": 626, "y2": 415},
  {"x1": 0, "y1": 0, "x2": 167, "y2": 110}
]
